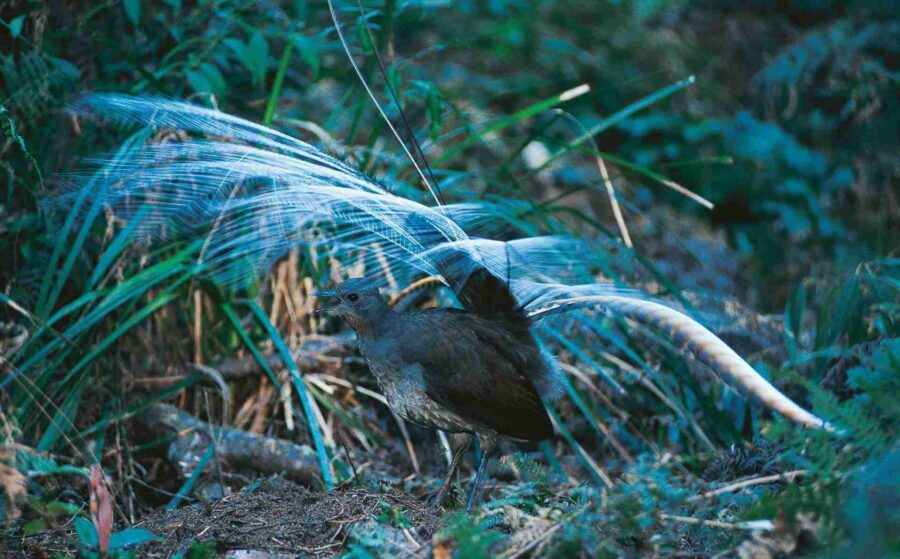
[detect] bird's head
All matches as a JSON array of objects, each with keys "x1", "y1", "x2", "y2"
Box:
[{"x1": 314, "y1": 278, "x2": 392, "y2": 334}]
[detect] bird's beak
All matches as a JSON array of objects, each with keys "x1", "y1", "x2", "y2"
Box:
[{"x1": 312, "y1": 289, "x2": 338, "y2": 315}]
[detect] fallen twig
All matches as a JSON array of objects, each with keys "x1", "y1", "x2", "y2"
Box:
[
  {"x1": 689, "y1": 470, "x2": 808, "y2": 501},
  {"x1": 659, "y1": 513, "x2": 774, "y2": 531}
]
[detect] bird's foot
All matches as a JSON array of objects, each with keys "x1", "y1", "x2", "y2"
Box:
[
  {"x1": 426, "y1": 484, "x2": 460, "y2": 510},
  {"x1": 426, "y1": 493, "x2": 445, "y2": 510}
]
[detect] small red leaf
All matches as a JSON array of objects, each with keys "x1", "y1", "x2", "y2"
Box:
[{"x1": 89, "y1": 464, "x2": 113, "y2": 553}]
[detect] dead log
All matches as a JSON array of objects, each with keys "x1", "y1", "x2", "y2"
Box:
[{"x1": 139, "y1": 404, "x2": 321, "y2": 487}]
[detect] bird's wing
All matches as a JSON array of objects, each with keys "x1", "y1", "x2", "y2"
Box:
[
  {"x1": 456, "y1": 267, "x2": 522, "y2": 322},
  {"x1": 398, "y1": 311, "x2": 553, "y2": 441},
  {"x1": 422, "y1": 235, "x2": 600, "y2": 320}
]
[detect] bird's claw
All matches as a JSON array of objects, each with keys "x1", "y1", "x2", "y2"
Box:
[{"x1": 426, "y1": 485, "x2": 458, "y2": 510}]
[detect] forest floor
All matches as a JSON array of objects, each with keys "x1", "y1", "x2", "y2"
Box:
[{"x1": 13, "y1": 476, "x2": 444, "y2": 557}]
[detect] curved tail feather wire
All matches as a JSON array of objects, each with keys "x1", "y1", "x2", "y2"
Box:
[{"x1": 529, "y1": 295, "x2": 837, "y2": 431}]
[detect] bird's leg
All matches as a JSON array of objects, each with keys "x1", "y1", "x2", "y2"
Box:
[
  {"x1": 433, "y1": 432, "x2": 471, "y2": 508},
  {"x1": 465, "y1": 432, "x2": 497, "y2": 512}
]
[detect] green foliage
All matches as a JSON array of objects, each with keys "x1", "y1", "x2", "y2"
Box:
[
  {"x1": 0, "y1": 51, "x2": 78, "y2": 123},
  {"x1": 72, "y1": 515, "x2": 161, "y2": 558},
  {"x1": 839, "y1": 448, "x2": 900, "y2": 558},
  {"x1": 434, "y1": 512, "x2": 505, "y2": 558},
  {"x1": 376, "y1": 499, "x2": 411, "y2": 528},
  {"x1": 0, "y1": 0, "x2": 896, "y2": 556},
  {"x1": 173, "y1": 540, "x2": 218, "y2": 559}
]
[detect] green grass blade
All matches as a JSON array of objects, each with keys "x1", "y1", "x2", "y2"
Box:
[
  {"x1": 16, "y1": 243, "x2": 200, "y2": 374},
  {"x1": 167, "y1": 443, "x2": 215, "y2": 510},
  {"x1": 305, "y1": 383, "x2": 384, "y2": 447},
  {"x1": 37, "y1": 375, "x2": 86, "y2": 452},
  {"x1": 538, "y1": 440, "x2": 569, "y2": 482},
  {"x1": 220, "y1": 302, "x2": 283, "y2": 391},
  {"x1": 54, "y1": 277, "x2": 189, "y2": 388},
  {"x1": 540, "y1": 325, "x2": 625, "y2": 394},
  {"x1": 11, "y1": 270, "x2": 188, "y2": 418},
  {"x1": 35, "y1": 177, "x2": 94, "y2": 319},
  {"x1": 92, "y1": 400, "x2": 110, "y2": 462},
  {"x1": 244, "y1": 300, "x2": 334, "y2": 489},
  {"x1": 78, "y1": 373, "x2": 204, "y2": 439},
  {"x1": 546, "y1": 406, "x2": 611, "y2": 488},
  {"x1": 434, "y1": 83, "x2": 590, "y2": 165},
  {"x1": 525, "y1": 76, "x2": 695, "y2": 179},
  {"x1": 88, "y1": 205, "x2": 150, "y2": 289},
  {"x1": 41, "y1": 191, "x2": 106, "y2": 318},
  {"x1": 263, "y1": 33, "x2": 296, "y2": 126},
  {"x1": 37, "y1": 130, "x2": 151, "y2": 319},
  {"x1": 557, "y1": 369, "x2": 622, "y2": 448}
]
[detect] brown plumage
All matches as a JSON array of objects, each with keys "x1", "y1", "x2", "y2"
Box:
[{"x1": 317, "y1": 277, "x2": 556, "y2": 510}]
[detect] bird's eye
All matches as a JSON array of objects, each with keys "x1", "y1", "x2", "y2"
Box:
[{"x1": 346, "y1": 293, "x2": 359, "y2": 302}]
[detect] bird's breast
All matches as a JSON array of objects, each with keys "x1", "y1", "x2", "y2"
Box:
[{"x1": 357, "y1": 340, "x2": 476, "y2": 433}]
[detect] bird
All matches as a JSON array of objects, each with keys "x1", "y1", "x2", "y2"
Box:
[
  {"x1": 315, "y1": 276, "x2": 556, "y2": 510},
  {"x1": 57, "y1": 93, "x2": 836, "y2": 507}
]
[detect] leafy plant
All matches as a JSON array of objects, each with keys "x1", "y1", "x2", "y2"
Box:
[{"x1": 73, "y1": 515, "x2": 161, "y2": 558}]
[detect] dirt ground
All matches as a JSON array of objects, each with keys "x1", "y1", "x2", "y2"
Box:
[{"x1": 12, "y1": 477, "x2": 443, "y2": 558}]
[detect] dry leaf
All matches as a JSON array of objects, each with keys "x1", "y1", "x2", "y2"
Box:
[
  {"x1": 737, "y1": 510, "x2": 822, "y2": 559},
  {"x1": 0, "y1": 460, "x2": 26, "y2": 523},
  {"x1": 89, "y1": 464, "x2": 114, "y2": 553}
]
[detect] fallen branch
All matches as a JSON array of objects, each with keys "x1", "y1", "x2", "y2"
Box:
[
  {"x1": 689, "y1": 470, "x2": 808, "y2": 501},
  {"x1": 138, "y1": 404, "x2": 321, "y2": 487},
  {"x1": 659, "y1": 513, "x2": 774, "y2": 531}
]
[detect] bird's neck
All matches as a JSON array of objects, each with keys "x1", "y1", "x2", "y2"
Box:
[{"x1": 346, "y1": 307, "x2": 396, "y2": 337}]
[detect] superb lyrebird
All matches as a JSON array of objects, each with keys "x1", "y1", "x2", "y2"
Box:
[
  {"x1": 315, "y1": 272, "x2": 557, "y2": 510},
  {"x1": 61, "y1": 94, "x2": 834, "y2": 509}
]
